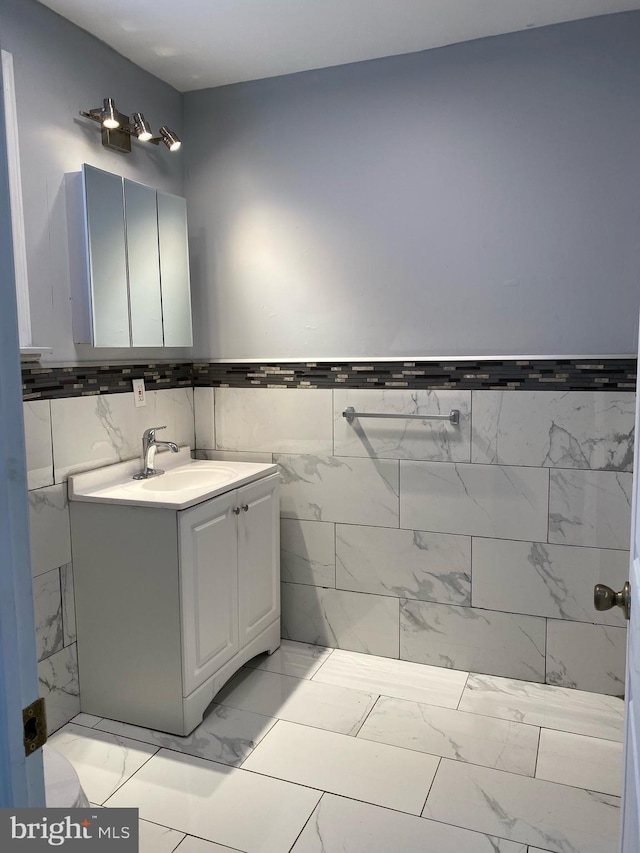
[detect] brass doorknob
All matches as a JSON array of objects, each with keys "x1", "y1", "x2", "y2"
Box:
[{"x1": 594, "y1": 581, "x2": 631, "y2": 620}]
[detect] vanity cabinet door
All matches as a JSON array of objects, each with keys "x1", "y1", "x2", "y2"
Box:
[
  {"x1": 83, "y1": 165, "x2": 129, "y2": 346},
  {"x1": 237, "y1": 474, "x2": 280, "y2": 647},
  {"x1": 179, "y1": 490, "x2": 239, "y2": 696},
  {"x1": 124, "y1": 179, "x2": 163, "y2": 346}
]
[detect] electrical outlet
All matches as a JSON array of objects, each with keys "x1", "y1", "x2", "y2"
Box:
[{"x1": 132, "y1": 378, "x2": 146, "y2": 407}]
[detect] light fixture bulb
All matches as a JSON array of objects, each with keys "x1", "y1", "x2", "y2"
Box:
[
  {"x1": 160, "y1": 126, "x2": 181, "y2": 152},
  {"x1": 132, "y1": 112, "x2": 153, "y2": 141},
  {"x1": 101, "y1": 97, "x2": 120, "y2": 129}
]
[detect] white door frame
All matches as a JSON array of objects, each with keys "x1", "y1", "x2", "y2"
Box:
[{"x1": 0, "y1": 49, "x2": 45, "y2": 808}]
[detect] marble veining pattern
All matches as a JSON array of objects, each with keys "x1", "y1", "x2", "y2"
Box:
[
  {"x1": 105, "y1": 747, "x2": 322, "y2": 853},
  {"x1": 400, "y1": 599, "x2": 546, "y2": 682},
  {"x1": 472, "y1": 538, "x2": 629, "y2": 625},
  {"x1": 357, "y1": 695, "x2": 540, "y2": 775},
  {"x1": 215, "y1": 387, "x2": 333, "y2": 454},
  {"x1": 282, "y1": 583, "x2": 400, "y2": 657},
  {"x1": 333, "y1": 389, "x2": 471, "y2": 462},
  {"x1": 549, "y1": 469, "x2": 633, "y2": 549},
  {"x1": 96, "y1": 703, "x2": 276, "y2": 766},
  {"x1": 138, "y1": 819, "x2": 186, "y2": 853},
  {"x1": 53, "y1": 647, "x2": 623, "y2": 853},
  {"x1": 422, "y1": 758, "x2": 620, "y2": 853},
  {"x1": 28, "y1": 484, "x2": 71, "y2": 577},
  {"x1": 546, "y1": 621, "x2": 627, "y2": 695},
  {"x1": 242, "y1": 720, "x2": 440, "y2": 815},
  {"x1": 535, "y1": 728, "x2": 623, "y2": 796},
  {"x1": 281, "y1": 518, "x2": 336, "y2": 587},
  {"x1": 214, "y1": 667, "x2": 377, "y2": 735},
  {"x1": 60, "y1": 562, "x2": 77, "y2": 645},
  {"x1": 32, "y1": 568, "x2": 63, "y2": 662},
  {"x1": 471, "y1": 390, "x2": 635, "y2": 470},
  {"x1": 458, "y1": 673, "x2": 625, "y2": 741},
  {"x1": 48, "y1": 723, "x2": 159, "y2": 805},
  {"x1": 310, "y1": 648, "x2": 468, "y2": 708},
  {"x1": 194, "y1": 387, "x2": 216, "y2": 449},
  {"x1": 245, "y1": 639, "x2": 333, "y2": 679},
  {"x1": 276, "y1": 453, "x2": 399, "y2": 527},
  {"x1": 38, "y1": 643, "x2": 80, "y2": 734},
  {"x1": 400, "y1": 460, "x2": 549, "y2": 541},
  {"x1": 290, "y1": 794, "x2": 527, "y2": 853},
  {"x1": 336, "y1": 524, "x2": 470, "y2": 604}
]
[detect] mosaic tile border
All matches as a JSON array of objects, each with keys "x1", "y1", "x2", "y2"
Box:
[
  {"x1": 22, "y1": 362, "x2": 193, "y2": 401},
  {"x1": 192, "y1": 358, "x2": 637, "y2": 392},
  {"x1": 22, "y1": 358, "x2": 637, "y2": 401}
]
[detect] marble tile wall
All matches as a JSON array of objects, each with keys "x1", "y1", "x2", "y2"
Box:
[
  {"x1": 195, "y1": 386, "x2": 636, "y2": 695},
  {"x1": 23, "y1": 388, "x2": 195, "y2": 733}
]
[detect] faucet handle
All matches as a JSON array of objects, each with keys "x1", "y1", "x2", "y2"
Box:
[{"x1": 143, "y1": 425, "x2": 167, "y2": 440}]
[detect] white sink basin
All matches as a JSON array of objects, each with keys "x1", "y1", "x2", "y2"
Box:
[
  {"x1": 140, "y1": 465, "x2": 236, "y2": 492},
  {"x1": 68, "y1": 448, "x2": 278, "y2": 509}
]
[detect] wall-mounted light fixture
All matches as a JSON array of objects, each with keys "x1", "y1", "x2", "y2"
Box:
[{"x1": 79, "y1": 98, "x2": 182, "y2": 154}]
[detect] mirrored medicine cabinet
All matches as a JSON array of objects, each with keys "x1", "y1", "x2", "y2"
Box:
[{"x1": 67, "y1": 163, "x2": 193, "y2": 347}]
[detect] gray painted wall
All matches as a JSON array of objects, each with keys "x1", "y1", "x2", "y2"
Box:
[
  {"x1": 0, "y1": 0, "x2": 188, "y2": 364},
  {"x1": 184, "y1": 13, "x2": 640, "y2": 360}
]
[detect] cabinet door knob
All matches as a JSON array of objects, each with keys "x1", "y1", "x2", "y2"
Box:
[
  {"x1": 232, "y1": 507, "x2": 240, "y2": 515},
  {"x1": 242, "y1": 504, "x2": 249, "y2": 512}
]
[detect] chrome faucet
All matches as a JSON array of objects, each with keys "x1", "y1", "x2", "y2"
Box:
[{"x1": 133, "y1": 425, "x2": 179, "y2": 480}]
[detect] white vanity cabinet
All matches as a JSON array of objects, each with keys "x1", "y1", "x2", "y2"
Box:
[
  {"x1": 70, "y1": 469, "x2": 280, "y2": 736},
  {"x1": 180, "y1": 474, "x2": 280, "y2": 698}
]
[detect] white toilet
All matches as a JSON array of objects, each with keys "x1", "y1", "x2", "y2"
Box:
[{"x1": 42, "y1": 745, "x2": 90, "y2": 808}]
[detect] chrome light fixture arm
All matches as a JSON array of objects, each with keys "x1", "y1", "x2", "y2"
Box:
[{"x1": 79, "y1": 98, "x2": 181, "y2": 154}]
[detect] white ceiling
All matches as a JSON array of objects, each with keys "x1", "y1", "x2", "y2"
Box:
[{"x1": 38, "y1": 0, "x2": 640, "y2": 92}]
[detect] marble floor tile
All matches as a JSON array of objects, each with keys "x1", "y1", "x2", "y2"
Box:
[
  {"x1": 245, "y1": 639, "x2": 333, "y2": 679},
  {"x1": 175, "y1": 838, "x2": 243, "y2": 853},
  {"x1": 282, "y1": 583, "x2": 400, "y2": 657},
  {"x1": 423, "y1": 759, "x2": 620, "y2": 853},
  {"x1": 105, "y1": 748, "x2": 321, "y2": 853},
  {"x1": 47, "y1": 723, "x2": 158, "y2": 804},
  {"x1": 72, "y1": 713, "x2": 103, "y2": 727},
  {"x1": 333, "y1": 388, "x2": 471, "y2": 463},
  {"x1": 290, "y1": 793, "x2": 526, "y2": 853},
  {"x1": 357, "y1": 696, "x2": 539, "y2": 775},
  {"x1": 336, "y1": 524, "x2": 471, "y2": 605},
  {"x1": 535, "y1": 728, "x2": 624, "y2": 796},
  {"x1": 214, "y1": 667, "x2": 376, "y2": 736},
  {"x1": 458, "y1": 673, "x2": 625, "y2": 741},
  {"x1": 139, "y1": 820, "x2": 185, "y2": 853},
  {"x1": 95, "y1": 702, "x2": 276, "y2": 766},
  {"x1": 310, "y1": 648, "x2": 468, "y2": 707},
  {"x1": 243, "y1": 720, "x2": 440, "y2": 815},
  {"x1": 280, "y1": 518, "x2": 336, "y2": 587}
]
